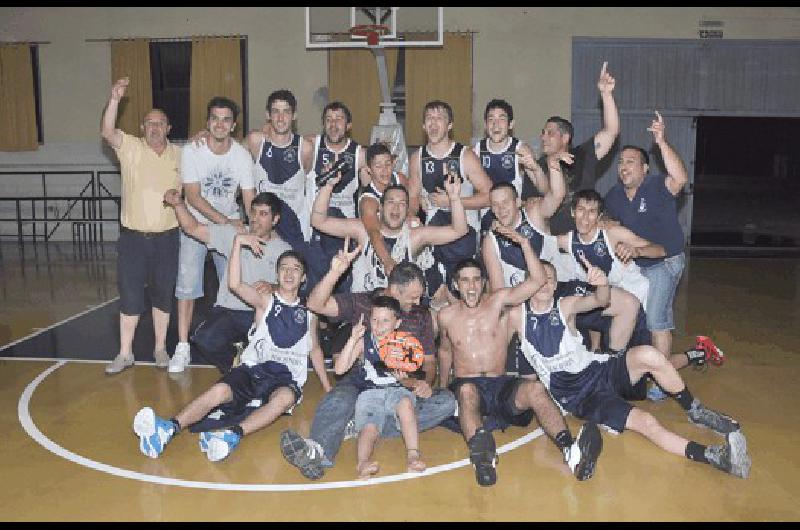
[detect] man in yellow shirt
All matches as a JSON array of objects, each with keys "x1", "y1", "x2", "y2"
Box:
[{"x1": 101, "y1": 77, "x2": 182, "y2": 374}]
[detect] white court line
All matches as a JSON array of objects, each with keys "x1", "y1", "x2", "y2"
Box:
[
  {"x1": 18, "y1": 361, "x2": 545, "y2": 491},
  {"x1": 0, "y1": 297, "x2": 120, "y2": 352}
]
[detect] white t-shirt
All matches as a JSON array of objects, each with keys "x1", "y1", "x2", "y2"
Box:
[{"x1": 181, "y1": 141, "x2": 255, "y2": 224}]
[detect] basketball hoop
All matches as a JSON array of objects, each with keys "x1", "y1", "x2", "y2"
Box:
[{"x1": 349, "y1": 24, "x2": 390, "y2": 47}]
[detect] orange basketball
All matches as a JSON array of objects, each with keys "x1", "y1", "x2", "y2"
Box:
[{"x1": 377, "y1": 331, "x2": 425, "y2": 372}]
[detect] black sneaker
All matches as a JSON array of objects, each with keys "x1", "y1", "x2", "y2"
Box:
[
  {"x1": 566, "y1": 423, "x2": 603, "y2": 481},
  {"x1": 688, "y1": 400, "x2": 740, "y2": 434},
  {"x1": 280, "y1": 429, "x2": 325, "y2": 480},
  {"x1": 705, "y1": 430, "x2": 751, "y2": 478},
  {"x1": 468, "y1": 428, "x2": 498, "y2": 487},
  {"x1": 685, "y1": 348, "x2": 707, "y2": 369}
]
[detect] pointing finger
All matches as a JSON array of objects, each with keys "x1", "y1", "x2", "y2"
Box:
[
  {"x1": 655, "y1": 110, "x2": 663, "y2": 122},
  {"x1": 601, "y1": 61, "x2": 608, "y2": 76}
]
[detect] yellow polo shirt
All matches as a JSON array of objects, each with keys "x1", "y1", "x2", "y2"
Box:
[{"x1": 114, "y1": 132, "x2": 182, "y2": 232}]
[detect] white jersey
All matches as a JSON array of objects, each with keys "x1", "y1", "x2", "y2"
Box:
[
  {"x1": 306, "y1": 135, "x2": 362, "y2": 219},
  {"x1": 181, "y1": 141, "x2": 255, "y2": 224},
  {"x1": 567, "y1": 228, "x2": 649, "y2": 307},
  {"x1": 485, "y1": 209, "x2": 574, "y2": 286},
  {"x1": 253, "y1": 134, "x2": 311, "y2": 242},
  {"x1": 518, "y1": 298, "x2": 611, "y2": 412},
  {"x1": 240, "y1": 293, "x2": 313, "y2": 389},
  {"x1": 350, "y1": 223, "x2": 426, "y2": 293}
]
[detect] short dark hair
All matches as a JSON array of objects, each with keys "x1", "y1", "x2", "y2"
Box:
[
  {"x1": 572, "y1": 189, "x2": 604, "y2": 212},
  {"x1": 490, "y1": 181, "x2": 518, "y2": 199},
  {"x1": 366, "y1": 142, "x2": 393, "y2": 167},
  {"x1": 484, "y1": 99, "x2": 513, "y2": 122},
  {"x1": 453, "y1": 257, "x2": 486, "y2": 281},
  {"x1": 388, "y1": 261, "x2": 425, "y2": 289},
  {"x1": 380, "y1": 184, "x2": 409, "y2": 206},
  {"x1": 371, "y1": 295, "x2": 402, "y2": 319},
  {"x1": 423, "y1": 100, "x2": 453, "y2": 124},
  {"x1": 207, "y1": 96, "x2": 239, "y2": 122},
  {"x1": 546, "y1": 116, "x2": 573, "y2": 144},
  {"x1": 322, "y1": 101, "x2": 352, "y2": 124},
  {"x1": 622, "y1": 145, "x2": 649, "y2": 166},
  {"x1": 267, "y1": 89, "x2": 297, "y2": 113},
  {"x1": 252, "y1": 192, "x2": 282, "y2": 218},
  {"x1": 277, "y1": 250, "x2": 306, "y2": 274}
]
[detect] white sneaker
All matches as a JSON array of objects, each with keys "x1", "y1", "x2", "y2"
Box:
[{"x1": 168, "y1": 342, "x2": 191, "y2": 373}]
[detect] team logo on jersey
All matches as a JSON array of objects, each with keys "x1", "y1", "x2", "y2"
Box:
[
  {"x1": 343, "y1": 152, "x2": 355, "y2": 168},
  {"x1": 510, "y1": 272, "x2": 522, "y2": 286},
  {"x1": 502, "y1": 154, "x2": 515, "y2": 170},
  {"x1": 638, "y1": 198, "x2": 647, "y2": 213},
  {"x1": 594, "y1": 241, "x2": 607, "y2": 257},
  {"x1": 549, "y1": 308, "x2": 561, "y2": 326},
  {"x1": 519, "y1": 224, "x2": 534, "y2": 239},
  {"x1": 294, "y1": 308, "x2": 306, "y2": 324},
  {"x1": 447, "y1": 159, "x2": 460, "y2": 175},
  {"x1": 574, "y1": 284, "x2": 588, "y2": 296},
  {"x1": 203, "y1": 172, "x2": 234, "y2": 199},
  {"x1": 284, "y1": 147, "x2": 297, "y2": 164},
  {"x1": 253, "y1": 338, "x2": 265, "y2": 357}
]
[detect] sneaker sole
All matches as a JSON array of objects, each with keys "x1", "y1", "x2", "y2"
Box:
[
  {"x1": 132, "y1": 407, "x2": 158, "y2": 458},
  {"x1": 206, "y1": 438, "x2": 232, "y2": 462},
  {"x1": 105, "y1": 357, "x2": 134, "y2": 375},
  {"x1": 280, "y1": 430, "x2": 324, "y2": 480},
  {"x1": 728, "y1": 430, "x2": 751, "y2": 479},
  {"x1": 688, "y1": 412, "x2": 741, "y2": 435},
  {"x1": 574, "y1": 423, "x2": 603, "y2": 481}
]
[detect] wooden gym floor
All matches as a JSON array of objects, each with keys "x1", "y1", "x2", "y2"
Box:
[{"x1": 1, "y1": 241, "x2": 799, "y2": 521}]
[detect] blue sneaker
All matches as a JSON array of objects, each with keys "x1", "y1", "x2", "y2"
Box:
[
  {"x1": 132, "y1": 407, "x2": 176, "y2": 458},
  {"x1": 199, "y1": 430, "x2": 241, "y2": 462},
  {"x1": 647, "y1": 384, "x2": 669, "y2": 402}
]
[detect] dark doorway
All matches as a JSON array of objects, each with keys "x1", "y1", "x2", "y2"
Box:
[{"x1": 691, "y1": 117, "x2": 800, "y2": 249}]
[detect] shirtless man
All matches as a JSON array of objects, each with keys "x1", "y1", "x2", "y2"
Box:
[{"x1": 437, "y1": 224, "x2": 602, "y2": 486}]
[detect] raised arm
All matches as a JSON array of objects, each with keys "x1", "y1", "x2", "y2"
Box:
[
  {"x1": 593, "y1": 61, "x2": 620, "y2": 160},
  {"x1": 490, "y1": 222, "x2": 547, "y2": 307},
  {"x1": 407, "y1": 148, "x2": 423, "y2": 219},
  {"x1": 227, "y1": 233, "x2": 270, "y2": 312},
  {"x1": 518, "y1": 142, "x2": 550, "y2": 196},
  {"x1": 245, "y1": 130, "x2": 264, "y2": 160},
  {"x1": 649, "y1": 111, "x2": 689, "y2": 196},
  {"x1": 459, "y1": 150, "x2": 492, "y2": 210},
  {"x1": 481, "y1": 232, "x2": 506, "y2": 293},
  {"x1": 608, "y1": 224, "x2": 666, "y2": 264},
  {"x1": 101, "y1": 77, "x2": 127, "y2": 149},
  {"x1": 307, "y1": 236, "x2": 362, "y2": 318},
  {"x1": 308, "y1": 314, "x2": 332, "y2": 392},
  {"x1": 562, "y1": 255, "x2": 611, "y2": 320},
  {"x1": 360, "y1": 195, "x2": 396, "y2": 275},
  {"x1": 163, "y1": 189, "x2": 209, "y2": 244},
  {"x1": 333, "y1": 314, "x2": 366, "y2": 375},
  {"x1": 310, "y1": 174, "x2": 366, "y2": 241},
  {"x1": 411, "y1": 173, "x2": 467, "y2": 249},
  {"x1": 535, "y1": 151, "x2": 572, "y2": 219}
]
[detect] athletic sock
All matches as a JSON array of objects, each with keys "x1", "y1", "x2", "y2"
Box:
[
  {"x1": 230, "y1": 424, "x2": 245, "y2": 437},
  {"x1": 169, "y1": 418, "x2": 182, "y2": 434},
  {"x1": 554, "y1": 430, "x2": 574, "y2": 451},
  {"x1": 685, "y1": 441, "x2": 708, "y2": 463},
  {"x1": 669, "y1": 387, "x2": 695, "y2": 411}
]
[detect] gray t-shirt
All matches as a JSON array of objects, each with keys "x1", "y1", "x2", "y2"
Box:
[{"x1": 208, "y1": 224, "x2": 292, "y2": 311}]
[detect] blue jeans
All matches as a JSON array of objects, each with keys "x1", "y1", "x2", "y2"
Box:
[
  {"x1": 641, "y1": 252, "x2": 685, "y2": 332},
  {"x1": 309, "y1": 371, "x2": 457, "y2": 467},
  {"x1": 175, "y1": 230, "x2": 227, "y2": 300}
]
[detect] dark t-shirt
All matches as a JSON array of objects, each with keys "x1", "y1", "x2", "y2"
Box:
[
  {"x1": 604, "y1": 173, "x2": 685, "y2": 267},
  {"x1": 333, "y1": 291, "x2": 436, "y2": 358},
  {"x1": 521, "y1": 137, "x2": 600, "y2": 236}
]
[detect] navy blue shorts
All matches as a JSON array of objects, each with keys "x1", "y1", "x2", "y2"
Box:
[
  {"x1": 189, "y1": 363, "x2": 301, "y2": 433},
  {"x1": 117, "y1": 226, "x2": 179, "y2": 315},
  {"x1": 450, "y1": 375, "x2": 534, "y2": 432},
  {"x1": 568, "y1": 352, "x2": 648, "y2": 433}
]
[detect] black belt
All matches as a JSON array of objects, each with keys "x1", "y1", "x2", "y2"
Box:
[{"x1": 121, "y1": 226, "x2": 178, "y2": 238}]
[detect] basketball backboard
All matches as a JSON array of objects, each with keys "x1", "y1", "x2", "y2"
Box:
[{"x1": 305, "y1": 7, "x2": 443, "y2": 49}]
